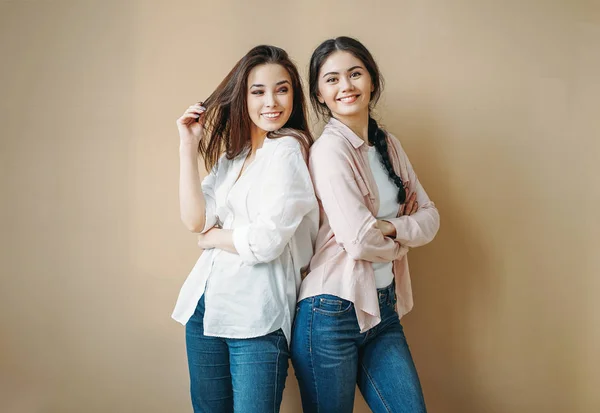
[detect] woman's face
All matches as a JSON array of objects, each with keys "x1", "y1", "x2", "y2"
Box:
[
  {"x1": 316, "y1": 51, "x2": 373, "y2": 120},
  {"x1": 247, "y1": 63, "x2": 293, "y2": 137}
]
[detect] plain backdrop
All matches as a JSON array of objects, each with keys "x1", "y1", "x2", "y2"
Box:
[{"x1": 1, "y1": 1, "x2": 599, "y2": 412}]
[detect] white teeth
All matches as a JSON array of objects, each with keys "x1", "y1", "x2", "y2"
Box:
[
  {"x1": 339, "y1": 96, "x2": 356, "y2": 102},
  {"x1": 263, "y1": 113, "x2": 280, "y2": 119}
]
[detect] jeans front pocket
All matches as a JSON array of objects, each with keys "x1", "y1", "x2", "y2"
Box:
[{"x1": 313, "y1": 294, "x2": 354, "y2": 316}]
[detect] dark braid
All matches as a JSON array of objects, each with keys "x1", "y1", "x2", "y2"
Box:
[{"x1": 368, "y1": 116, "x2": 406, "y2": 204}]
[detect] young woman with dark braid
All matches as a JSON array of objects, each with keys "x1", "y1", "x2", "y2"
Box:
[{"x1": 290, "y1": 37, "x2": 440, "y2": 413}]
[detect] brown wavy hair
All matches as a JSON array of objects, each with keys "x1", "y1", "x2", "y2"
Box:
[{"x1": 199, "y1": 45, "x2": 313, "y2": 171}]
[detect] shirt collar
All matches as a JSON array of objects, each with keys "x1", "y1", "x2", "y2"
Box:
[{"x1": 325, "y1": 117, "x2": 367, "y2": 149}]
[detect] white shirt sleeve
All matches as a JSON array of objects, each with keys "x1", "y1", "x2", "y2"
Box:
[{"x1": 232, "y1": 140, "x2": 317, "y2": 265}]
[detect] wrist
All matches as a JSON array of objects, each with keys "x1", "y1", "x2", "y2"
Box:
[
  {"x1": 179, "y1": 144, "x2": 199, "y2": 160},
  {"x1": 389, "y1": 222, "x2": 397, "y2": 238},
  {"x1": 179, "y1": 139, "x2": 199, "y2": 152},
  {"x1": 383, "y1": 220, "x2": 397, "y2": 238},
  {"x1": 209, "y1": 228, "x2": 223, "y2": 248}
]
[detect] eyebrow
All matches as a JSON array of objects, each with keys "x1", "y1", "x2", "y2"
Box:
[
  {"x1": 250, "y1": 80, "x2": 291, "y2": 88},
  {"x1": 322, "y1": 66, "x2": 364, "y2": 78}
]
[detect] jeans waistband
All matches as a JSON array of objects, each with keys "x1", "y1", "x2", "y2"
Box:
[{"x1": 376, "y1": 280, "x2": 395, "y2": 304}]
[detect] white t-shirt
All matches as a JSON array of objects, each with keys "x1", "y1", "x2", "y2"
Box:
[
  {"x1": 367, "y1": 146, "x2": 400, "y2": 288},
  {"x1": 172, "y1": 136, "x2": 319, "y2": 345}
]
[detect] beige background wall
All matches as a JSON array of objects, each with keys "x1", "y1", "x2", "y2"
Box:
[{"x1": 1, "y1": 1, "x2": 599, "y2": 412}]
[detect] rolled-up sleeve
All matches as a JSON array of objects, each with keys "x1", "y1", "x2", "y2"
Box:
[
  {"x1": 310, "y1": 138, "x2": 408, "y2": 263},
  {"x1": 232, "y1": 141, "x2": 317, "y2": 265},
  {"x1": 388, "y1": 147, "x2": 440, "y2": 247}
]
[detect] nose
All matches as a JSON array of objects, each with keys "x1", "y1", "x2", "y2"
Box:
[
  {"x1": 340, "y1": 76, "x2": 355, "y2": 93},
  {"x1": 265, "y1": 91, "x2": 277, "y2": 108}
]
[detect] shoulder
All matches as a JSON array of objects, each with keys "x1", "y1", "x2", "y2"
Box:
[
  {"x1": 309, "y1": 133, "x2": 358, "y2": 179},
  {"x1": 269, "y1": 135, "x2": 303, "y2": 150},
  {"x1": 263, "y1": 136, "x2": 308, "y2": 171},
  {"x1": 385, "y1": 131, "x2": 402, "y2": 148},
  {"x1": 265, "y1": 135, "x2": 306, "y2": 155},
  {"x1": 310, "y1": 131, "x2": 354, "y2": 159},
  {"x1": 209, "y1": 152, "x2": 230, "y2": 175},
  {"x1": 385, "y1": 131, "x2": 409, "y2": 158}
]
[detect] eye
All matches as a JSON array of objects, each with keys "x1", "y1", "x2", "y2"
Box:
[
  {"x1": 350, "y1": 71, "x2": 361, "y2": 78},
  {"x1": 277, "y1": 87, "x2": 289, "y2": 94},
  {"x1": 325, "y1": 77, "x2": 338, "y2": 83},
  {"x1": 251, "y1": 90, "x2": 264, "y2": 95}
]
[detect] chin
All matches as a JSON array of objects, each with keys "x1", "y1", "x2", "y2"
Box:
[
  {"x1": 261, "y1": 122, "x2": 285, "y2": 132},
  {"x1": 335, "y1": 106, "x2": 363, "y2": 117}
]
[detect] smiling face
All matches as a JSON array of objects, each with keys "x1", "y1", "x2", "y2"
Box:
[
  {"x1": 316, "y1": 51, "x2": 374, "y2": 122},
  {"x1": 246, "y1": 63, "x2": 293, "y2": 138}
]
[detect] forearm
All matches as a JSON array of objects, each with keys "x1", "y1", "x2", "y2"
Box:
[
  {"x1": 388, "y1": 206, "x2": 440, "y2": 247},
  {"x1": 341, "y1": 218, "x2": 406, "y2": 263},
  {"x1": 212, "y1": 229, "x2": 237, "y2": 254},
  {"x1": 200, "y1": 228, "x2": 238, "y2": 254},
  {"x1": 179, "y1": 144, "x2": 206, "y2": 232}
]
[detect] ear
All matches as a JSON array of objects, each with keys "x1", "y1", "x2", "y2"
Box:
[
  {"x1": 317, "y1": 93, "x2": 325, "y2": 104},
  {"x1": 371, "y1": 84, "x2": 375, "y2": 92}
]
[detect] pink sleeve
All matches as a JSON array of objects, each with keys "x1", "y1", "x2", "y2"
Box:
[
  {"x1": 310, "y1": 139, "x2": 408, "y2": 263},
  {"x1": 388, "y1": 144, "x2": 440, "y2": 247}
]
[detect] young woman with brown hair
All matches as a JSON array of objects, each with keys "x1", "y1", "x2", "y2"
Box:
[{"x1": 172, "y1": 45, "x2": 318, "y2": 413}]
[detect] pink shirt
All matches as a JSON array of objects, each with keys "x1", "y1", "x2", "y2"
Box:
[{"x1": 298, "y1": 118, "x2": 440, "y2": 333}]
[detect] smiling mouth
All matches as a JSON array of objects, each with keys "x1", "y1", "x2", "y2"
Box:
[
  {"x1": 337, "y1": 95, "x2": 360, "y2": 103},
  {"x1": 261, "y1": 112, "x2": 283, "y2": 120}
]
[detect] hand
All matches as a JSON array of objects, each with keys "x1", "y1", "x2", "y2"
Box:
[
  {"x1": 399, "y1": 191, "x2": 418, "y2": 216},
  {"x1": 197, "y1": 227, "x2": 218, "y2": 250},
  {"x1": 376, "y1": 219, "x2": 396, "y2": 237},
  {"x1": 176, "y1": 102, "x2": 206, "y2": 147}
]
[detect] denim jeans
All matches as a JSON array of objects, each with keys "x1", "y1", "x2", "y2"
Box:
[
  {"x1": 290, "y1": 282, "x2": 427, "y2": 413},
  {"x1": 185, "y1": 295, "x2": 289, "y2": 413}
]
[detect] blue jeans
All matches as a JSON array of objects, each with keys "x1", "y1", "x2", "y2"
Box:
[
  {"x1": 185, "y1": 295, "x2": 289, "y2": 413},
  {"x1": 290, "y1": 282, "x2": 427, "y2": 413}
]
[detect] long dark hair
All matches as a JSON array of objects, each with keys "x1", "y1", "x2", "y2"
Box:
[
  {"x1": 309, "y1": 37, "x2": 406, "y2": 204},
  {"x1": 200, "y1": 45, "x2": 313, "y2": 170}
]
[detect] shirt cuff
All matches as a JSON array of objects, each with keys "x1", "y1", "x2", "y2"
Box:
[
  {"x1": 201, "y1": 208, "x2": 218, "y2": 234},
  {"x1": 232, "y1": 225, "x2": 258, "y2": 264},
  {"x1": 390, "y1": 216, "x2": 409, "y2": 242}
]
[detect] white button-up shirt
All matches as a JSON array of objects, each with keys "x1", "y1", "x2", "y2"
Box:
[{"x1": 172, "y1": 136, "x2": 319, "y2": 345}]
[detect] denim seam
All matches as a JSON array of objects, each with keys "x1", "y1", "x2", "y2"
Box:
[
  {"x1": 313, "y1": 301, "x2": 353, "y2": 316},
  {"x1": 360, "y1": 361, "x2": 392, "y2": 413},
  {"x1": 273, "y1": 334, "x2": 281, "y2": 413},
  {"x1": 308, "y1": 299, "x2": 320, "y2": 413},
  {"x1": 319, "y1": 297, "x2": 343, "y2": 306}
]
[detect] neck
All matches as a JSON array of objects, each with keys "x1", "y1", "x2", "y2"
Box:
[
  {"x1": 249, "y1": 128, "x2": 268, "y2": 155},
  {"x1": 333, "y1": 110, "x2": 370, "y2": 143}
]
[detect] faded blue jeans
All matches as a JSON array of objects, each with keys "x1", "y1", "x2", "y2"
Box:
[
  {"x1": 290, "y1": 282, "x2": 427, "y2": 413},
  {"x1": 185, "y1": 295, "x2": 289, "y2": 413}
]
